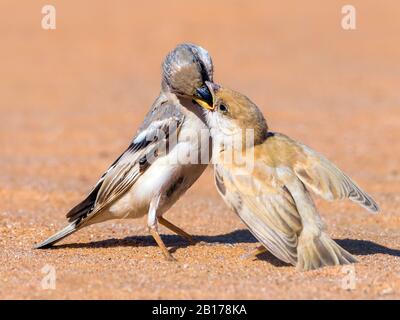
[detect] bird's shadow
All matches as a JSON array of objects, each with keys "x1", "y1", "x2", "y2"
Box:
[
  {"x1": 48, "y1": 229, "x2": 400, "y2": 267},
  {"x1": 51, "y1": 229, "x2": 257, "y2": 250}
]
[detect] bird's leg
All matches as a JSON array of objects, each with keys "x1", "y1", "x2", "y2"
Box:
[
  {"x1": 158, "y1": 216, "x2": 194, "y2": 244},
  {"x1": 240, "y1": 245, "x2": 268, "y2": 260},
  {"x1": 147, "y1": 195, "x2": 175, "y2": 261},
  {"x1": 149, "y1": 228, "x2": 175, "y2": 261}
]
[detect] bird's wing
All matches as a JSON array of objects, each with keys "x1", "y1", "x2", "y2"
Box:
[
  {"x1": 137, "y1": 94, "x2": 183, "y2": 133},
  {"x1": 66, "y1": 106, "x2": 184, "y2": 224},
  {"x1": 214, "y1": 164, "x2": 301, "y2": 265},
  {"x1": 293, "y1": 142, "x2": 379, "y2": 213}
]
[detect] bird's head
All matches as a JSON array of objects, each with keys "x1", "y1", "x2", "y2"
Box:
[
  {"x1": 195, "y1": 81, "x2": 269, "y2": 147},
  {"x1": 162, "y1": 43, "x2": 214, "y2": 106}
]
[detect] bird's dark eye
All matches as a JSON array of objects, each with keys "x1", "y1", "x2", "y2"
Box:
[{"x1": 219, "y1": 104, "x2": 228, "y2": 113}]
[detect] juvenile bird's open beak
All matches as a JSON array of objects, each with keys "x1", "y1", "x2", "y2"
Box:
[{"x1": 194, "y1": 82, "x2": 214, "y2": 110}]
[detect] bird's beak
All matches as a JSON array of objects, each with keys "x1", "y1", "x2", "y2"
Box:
[{"x1": 193, "y1": 81, "x2": 214, "y2": 110}]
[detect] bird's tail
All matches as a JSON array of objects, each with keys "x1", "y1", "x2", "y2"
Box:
[
  {"x1": 34, "y1": 221, "x2": 79, "y2": 249},
  {"x1": 296, "y1": 228, "x2": 357, "y2": 271}
]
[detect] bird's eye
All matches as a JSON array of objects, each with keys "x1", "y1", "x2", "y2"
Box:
[{"x1": 219, "y1": 104, "x2": 228, "y2": 113}]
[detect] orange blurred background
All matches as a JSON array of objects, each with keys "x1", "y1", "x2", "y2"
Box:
[{"x1": 0, "y1": 1, "x2": 399, "y2": 299}]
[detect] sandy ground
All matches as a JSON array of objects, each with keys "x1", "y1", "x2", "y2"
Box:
[{"x1": 0, "y1": 0, "x2": 399, "y2": 299}]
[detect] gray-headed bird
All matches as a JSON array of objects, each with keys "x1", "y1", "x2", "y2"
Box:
[
  {"x1": 195, "y1": 82, "x2": 379, "y2": 270},
  {"x1": 34, "y1": 43, "x2": 215, "y2": 261}
]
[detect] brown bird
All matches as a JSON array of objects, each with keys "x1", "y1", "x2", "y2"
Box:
[{"x1": 195, "y1": 81, "x2": 379, "y2": 271}]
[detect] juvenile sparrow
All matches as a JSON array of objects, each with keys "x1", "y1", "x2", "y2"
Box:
[
  {"x1": 195, "y1": 82, "x2": 379, "y2": 270},
  {"x1": 35, "y1": 43, "x2": 214, "y2": 261}
]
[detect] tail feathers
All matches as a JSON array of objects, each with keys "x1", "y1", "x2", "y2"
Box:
[
  {"x1": 296, "y1": 230, "x2": 357, "y2": 271},
  {"x1": 34, "y1": 222, "x2": 79, "y2": 249}
]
